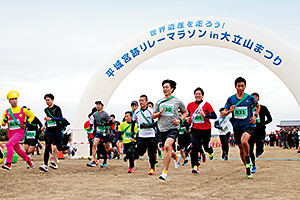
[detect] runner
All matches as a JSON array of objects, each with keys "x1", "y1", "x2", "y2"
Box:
[
  {"x1": 177, "y1": 111, "x2": 191, "y2": 166},
  {"x1": 84, "y1": 107, "x2": 97, "y2": 160},
  {"x1": 39, "y1": 93, "x2": 68, "y2": 172},
  {"x1": 147, "y1": 102, "x2": 154, "y2": 110},
  {"x1": 110, "y1": 114, "x2": 120, "y2": 159},
  {"x1": 187, "y1": 87, "x2": 217, "y2": 173},
  {"x1": 119, "y1": 111, "x2": 138, "y2": 173},
  {"x1": 248, "y1": 92, "x2": 272, "y2": 173},
  {"x1": 87, "y1": 100, "x2": 119, "y2": 168},
  {"x1": 23, "y1": 107, "x2": 43, "y2": 156},
  {"x1": 221, "y1": 77, "x2": 260, "y2": 179},
  {"x1": 1, "y1": 90, "x2": 34, "y2": 170},
  {"x1": 214, "y1": 107, "x2": 233, "y2": 161},
  {"x1": 133, "y1": 95, "x2": 157, "y2": 175},
  {"x1": 153, "y1": 79, "x2": 188, "y2": 181}
]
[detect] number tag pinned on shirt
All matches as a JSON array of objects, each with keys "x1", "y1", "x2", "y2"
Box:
[{"x1": 234, "y1": 107, "x2": 248, "y2": 119}]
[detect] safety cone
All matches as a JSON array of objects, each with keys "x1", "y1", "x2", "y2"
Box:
[{"x1": 58, "y1": 151, "x2": 65, "y2": 160}]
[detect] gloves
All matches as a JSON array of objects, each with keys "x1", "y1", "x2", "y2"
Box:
[
  {"x1": 3, "y1": 116, "x2": 8, "y2": 123},
  {"x1": 214, "y1": 120, "x2": 222, "y2": 130}
]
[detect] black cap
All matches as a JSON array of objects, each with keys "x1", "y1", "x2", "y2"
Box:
[
  {"x1": 131, "y1": 100, "x2": 138, "y2": 106},
  {"x1": 95, "y1": 100, "x2": 104, "y2": 105}
]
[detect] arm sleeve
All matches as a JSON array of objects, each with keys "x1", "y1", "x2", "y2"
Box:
[
  {"x1": 1, "y1": 110, "x2": 7, "y2": 126},
  {"x1": 51, "y1": 107, "x2": 63, "y2": 121},
  {"x1": 263, "y1": 107, "x2": 273, "y2": 125},
  {"x1": 24, "y1": 108, "x2": 35, "y2": 123}
]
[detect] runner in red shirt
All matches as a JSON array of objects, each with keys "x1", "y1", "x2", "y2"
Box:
[{"x1": 187, "y1": 87, "x2": 217, "y2": 173}]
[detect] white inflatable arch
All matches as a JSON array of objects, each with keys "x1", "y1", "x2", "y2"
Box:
[{"x1": 72, "y1": 16, "x2": 300, "y2": 157}]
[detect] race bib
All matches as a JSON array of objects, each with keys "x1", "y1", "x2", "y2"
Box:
[
  {"x1": 25, "y1": 131, "x2": 36, "y2": 139},
  {"x1": 179, "y1": 127, "x2": 186, "y2": 134},
  {"x1": 47, "y1": 121, "x2": 57, "y2": 127},
  {"x1": 234, "y1": 107, "x2": 248, "y2": 119},
  {"x1": 8, "y1": 120, "x2": 21, "y2": 130},
  {"x1": 124, "y1": 131, "x2": 131, "y2": 140},
  {"x1": 194, "y1": 115, "x2": 204, "y2": 123},
  {"x1": 161, "y1": 104, "x2": 174, "y2": 116}
]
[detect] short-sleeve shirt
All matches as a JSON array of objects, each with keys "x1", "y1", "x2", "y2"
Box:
[
  {"x1": 153, "y1": 96, "x2": 186, "y2": 132},
  {"x1": 133, "y1": 107, "x2": 155, "y2": 138},
  {"x1": 224, "y1": 94, "x2": 258, "y2": 130},
  {"x1": 187, "y1": 101, "x2": 215, "y2": 130}
]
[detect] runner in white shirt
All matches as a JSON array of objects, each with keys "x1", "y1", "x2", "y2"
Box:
[
  {"x1": 133, "y1": 95, "x2": 157, "y2": 175},
  {"x1": 214, "y1": 107, "x2": 233, "y2": 161}
]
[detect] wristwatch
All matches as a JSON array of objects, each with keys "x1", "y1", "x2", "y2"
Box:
[{"x1": 254, "y1": 114, "x2": 258, "y2": 117}]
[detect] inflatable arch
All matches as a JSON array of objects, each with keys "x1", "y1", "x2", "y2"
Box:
[{"x1": 72, "y1": 16, "x2": 300, "y2": 157}]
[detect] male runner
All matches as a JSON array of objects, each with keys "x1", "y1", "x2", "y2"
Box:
[
  {"x1": 177, "y1": 111, "x2": 191, "y2": 166},
  {"x1": 23, "y1": 108, "x2": 43, "y2": 156},
  {"x1": 87, "y1": 100, "x2": 118, "y2": 168},
  {"x1": 221, "y1": 77, "x2": 260, "y2": 179},
  {"x1": 133, "y1": 95, "x2": 157, "y2": 175},
  {"x1": 153, "y1": 79, "x2": 188, "y2": 181},
  {"x1": 187, "y1": 87, "x2": 217, "y2": 173},
  {"x1": 39, "y1": 93, "x2": 68, "y2": 172},
  {"x1": 249, "y1": 92, "x2": 272, "y2": 173},
  {"x1": 119, "y1": 111, "x2": 138, "y2": 173},
  {"x1": 1, "y1": 90, "x2": 34, "y2": 170},
  {"x1": 214, "y1": 108, "x2": 233, "y2": 161}
]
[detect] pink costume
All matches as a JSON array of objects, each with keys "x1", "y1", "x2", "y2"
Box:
[{"x1": 5, "y1": 107, "x2": 28, "y2": 163}]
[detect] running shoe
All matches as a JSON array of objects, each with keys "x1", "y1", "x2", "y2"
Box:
[
  {"x1": 108, "y1": 153, "x2": 112, "y2": 160},
  {"x1": 251, "y1": 166, "x2": 257, "y2": 173},
  {"x1": 158, "y1": 149, "x2": 163, "y2": 158},
  {"x1": 113, "y1": 147, "x2": 120, "y2": 158},
  {"x1": 2, "y1": 163, "x2": 11, "y2": 170},
  {"x1": 123, "y1": 156, "x2": 128, "y2": 162},
  {"x1": 88, "y1": 156, "x2": 92, "y2": 161},
  {"x1": 50, "y1": 161, "x2": 58, "y2": 170},
  {"x1": 148, "y1": 168, "x2": 155, "y2": 175},
  {"x1": 224, "y1": 155, "x2": 228, "y2": 161},
  {"x1": 95, "y1": 160, "x2": 99, "y2": 166},
  {"x1": 87, "y1": 160, "x2": 97, "y2": 167},
  {"x1": 191, "y1": 166, "x2": 200, "y2": 173},
  {"x1": 159, "y1": 172, "x2": 167, "y2": 181},
  {"x1": 198, "y1": 157, "x2": 202, "y2": 162},
  {"x1": 202, "y1": 154, "x2": 206, "y2": 162},
  {"x1": 246, "y1": 161, "x2": 253, "y2": 169},
  {"x1": 209, "y1": 153, "x2": 214, "y2": 160},
  {"x1": 246, "y1": 168, "x2": 253, "y2": 179},
  {"x1": 155, "y1": 160, "x2": 159, "y2": 166},
  {"x1": 0, "y1": 158, "x2": 2, "y2": 164},
  {"x1": 71, "y1": 147, "x2": 77, "y2": 156},
  {"x1": 100, "y1": 163, "x2": 107, "y2": 168},
  {"x1": 174, "y1": 155, "x2": 181, "y2": 169},
  {"x1": 27, "y1": 155, "x2": 34, "y2": 169},
  {"x1": 182, "y1": 159, "x2": 189, "y2": 166},
  {"x1": 39, "y1": 164, "x2": 48, "y2": 172},
  {"x1": 255, "y1": 152, "x2": 260, "y2": 158},
  {"x1": 128, "y1": 167, "x2": 133, "y2": 173}
]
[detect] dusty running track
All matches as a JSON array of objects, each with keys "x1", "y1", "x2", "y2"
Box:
[{"x1": 1, "y1": 146, "x2": 300, "y2": 199}]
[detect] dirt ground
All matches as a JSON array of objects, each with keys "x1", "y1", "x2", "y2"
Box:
[{"x1": 1, "y1": 145, "x2": 300, "y2": 200}]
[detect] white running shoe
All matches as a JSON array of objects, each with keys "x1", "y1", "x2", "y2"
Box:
[
  {"x1": 159, "y1": 172, "x2": 168, "y2": 181},
  {"x1": 39, "y1": 164, "x2": 49, "y2": 172},
  {"x1": 174, "y1": 155, "x2": 181, "y2": 169},
  {"x1": 50, "y1": 161, "x2": 58, "y2": 170}
]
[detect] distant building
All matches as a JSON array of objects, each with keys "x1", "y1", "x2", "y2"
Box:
[{"x1": 277, "y1": 120, "x2": 300, "y2": 130}]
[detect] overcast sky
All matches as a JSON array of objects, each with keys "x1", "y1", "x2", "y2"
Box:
[{"x1": 0, "y1": 1, "x2": 300, "y2": 134}]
